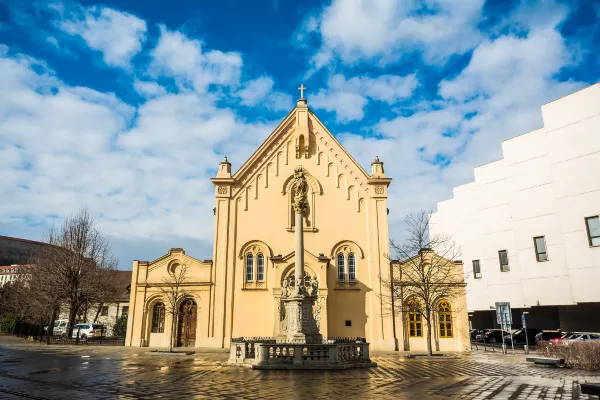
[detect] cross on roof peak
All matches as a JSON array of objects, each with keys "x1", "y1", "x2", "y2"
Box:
[{"x1": 298, "y1": 84, "x2": 306, "y2": 99}]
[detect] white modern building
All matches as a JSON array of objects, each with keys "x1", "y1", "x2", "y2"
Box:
[{"x1": 431, "y1": 83, "x2": 600, "y2": 332}]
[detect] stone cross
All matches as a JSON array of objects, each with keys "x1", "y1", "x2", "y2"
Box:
[{"x1": 298, "y1": 84, "x2": 306, "y2": 99}]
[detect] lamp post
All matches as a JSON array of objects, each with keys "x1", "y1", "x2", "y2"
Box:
[{"x1": 522, "y1": 311, "x2": 529, "y2": 355}]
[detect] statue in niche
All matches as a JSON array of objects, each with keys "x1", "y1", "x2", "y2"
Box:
[
  {"x1": 292, "y1": 166, "x2": 308, "y2": 214},
  {"x1": 281, "y1": 279, "x2": 289, "y2": 297},
  {"x1": 310, "y1": 278, "x2": 318, "y2": 297}
]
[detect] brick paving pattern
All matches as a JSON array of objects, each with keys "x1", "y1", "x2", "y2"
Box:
[{"x1": 1, "y1": 337, "x2": 599, "y2": 399}]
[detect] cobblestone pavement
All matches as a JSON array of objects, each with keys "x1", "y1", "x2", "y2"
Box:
[{"x1": 1, "y1": 336, "x2": 599, "y2": 399}]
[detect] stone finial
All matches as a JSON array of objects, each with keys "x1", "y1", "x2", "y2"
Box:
[
  {"x1": 371, "y1": 156, "x2": 385, "y2": 177},
  {"x1": 216, "y1": 155, "x2": 232, "y2": 178}
]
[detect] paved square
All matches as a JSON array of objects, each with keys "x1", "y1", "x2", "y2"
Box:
[{"x1": 1, "y1": 337, "x2": 599, "y2": 399}]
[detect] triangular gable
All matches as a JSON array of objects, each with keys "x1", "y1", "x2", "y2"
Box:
[
  {"x1": 230, "y1": 102, "x2": 372, "y2": 194},
  {"x1": 147, "y1": 248, "x2": 211, "y2": 272},
  {"x1": 279, "y1": 248, "x2": 327, "y2": 264}
]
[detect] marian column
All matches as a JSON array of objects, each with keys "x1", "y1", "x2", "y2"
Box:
[
  {"x1": 293, "y1": 166, "x2": 308, "y2": 296},
  {"x1": 278, "y1": 167, "x2": 322, "y2": 344}
]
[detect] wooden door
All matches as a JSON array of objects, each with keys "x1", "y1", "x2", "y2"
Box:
[{"x1": 177, "y1": 299, "x2": 197, "y2": 347}]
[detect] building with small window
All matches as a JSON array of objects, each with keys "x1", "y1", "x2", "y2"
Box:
[
  {"x1": 0, "y1": 264, "x2": 34, "y2": 287},
  {"x1": 391, "y1": 250, "x2": 470, "y2": 352},
  {"x1": 431, "y1": 83, "x2": 600, "y2": 332},
  {"x1": 125, "y1": 94, "x2": 470, "y2": 352}
]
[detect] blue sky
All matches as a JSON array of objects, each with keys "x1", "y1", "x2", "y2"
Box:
[{"x1": 0, "y1": 0, "x2": 598, "y2": 267}]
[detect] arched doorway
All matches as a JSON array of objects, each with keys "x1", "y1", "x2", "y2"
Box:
[{"x1": 177, "y1": 298, "x2": 197, "y2": 347}]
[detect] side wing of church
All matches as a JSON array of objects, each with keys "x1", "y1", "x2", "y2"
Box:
[{"x1": 126, "y1": 94, "x2": 467, "y2": 352}]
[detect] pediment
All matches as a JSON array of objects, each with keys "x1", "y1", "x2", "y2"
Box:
[
  {"x1": 147, "y1": 248, "x2": 211, "y2": 272},
  {"x1": 229, "y1": 104, "x2": 371, "y2": 199},
  {"x1": 278, "y1": 249, "x2": 328, "y2": 264}
]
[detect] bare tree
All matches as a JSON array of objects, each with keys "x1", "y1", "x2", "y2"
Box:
[
  {"x1": 384, "y1": 210, "x2": 465, "y2": 356},
  {"x1": 154, "y1": 263, "x2": 192, "y2": 352},
  {"x1": 31, "y1": 208, "x2": 118, "y2": 338}
]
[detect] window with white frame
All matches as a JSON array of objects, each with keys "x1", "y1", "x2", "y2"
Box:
[
  {"x1": 246, "y1": 253, "x2": 254, "y2": 282},
  {"x1": 257, "y1": 253, "x2": 265, "y2": 282},
  {"x1": 348, "y1": 253, "x2": 356, "y2": 282},
  {"x1": 337, "y1": 253, "x2": 345, "y2": 281}
]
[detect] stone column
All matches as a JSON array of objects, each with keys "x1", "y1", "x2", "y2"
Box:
[
  {"x1": 292, "y1": 166, "x2": 308, "y2": 296},
  {"x1": 294, "y1": 210, "x2": 304, "y2": 292}
]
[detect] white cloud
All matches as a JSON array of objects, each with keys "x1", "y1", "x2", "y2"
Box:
[
  {"x1": 59, "y1": 6, "x2": 147, "y2": 68},
  {"x1": 310, "y1": 73, "x2": 418, "y2": 122},
  {"x1": 133, "y1": 79, "x2": 167, "y2": 98},
  {"x1": 150, "y1": 25, "x2": 243, "y2": 93},
  {"x1": 338, "y1": 7, "x2": 586, "y2": 240},
  {"x1": 0, "y1": 46, "x2": 279, "y2": 263},
  {"x1": 302, "y1": 0, "x2": 484, "y2": 69},
  {"x1": 236, "y1": 76, "x2": 293, "y2": 111}
]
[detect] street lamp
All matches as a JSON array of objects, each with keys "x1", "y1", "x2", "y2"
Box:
[{"x1": 522, "y1": 311, "x2": 530, "y2": 354}]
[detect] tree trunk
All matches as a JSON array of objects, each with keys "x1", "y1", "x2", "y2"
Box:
[
  {"x1": 67, "y1": 301, "x2": 79, "y2": 338},
  {"x1": 426, "y1": 308, "x2": 433, "y2": 356},
  {"x1": 93, "y1": 302, "x2": 103, "y2": 323},
  {"x1": 169, "y1": 312, "x2": 176, "y2": 352},
  {"x1": 47, "y1": 307, "x2": 58, "y2": 343}
]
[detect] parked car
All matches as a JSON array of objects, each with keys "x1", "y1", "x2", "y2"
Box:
[
  {"x1": 43, "y1": 319, "x2": 68, "y2": 337},
  {"x1": 550, "y1": 332, "x2": 576, "y2": 343},
  {"x1": 71, "y1": 324, "x2": 104, "y2": 340},
  {"x1": 535, "y1": 331, "x2": 564, "y2": 343},
  {"x1": 470, "y1": 329, "x2": 486, "y2": 342},
  {"x1": 503, "y1": 328, "x2": 543, "y2": 345},
  {"x1": 562, "y1": 333, "x2": 600, "y2": 345},
  {"x1": 482, "y1": 329, "x2": 512, "y2": 343}
]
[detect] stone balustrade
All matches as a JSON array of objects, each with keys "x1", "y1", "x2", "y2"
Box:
[{"x1": 228, "y1": 337, "x2": 374, "y2": 369}]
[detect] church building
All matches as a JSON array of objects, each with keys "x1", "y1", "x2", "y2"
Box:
[{"x1": 125, "y1": 90, "x2": 470, "y2": 352}]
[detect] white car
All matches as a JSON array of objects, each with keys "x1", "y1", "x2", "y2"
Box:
[
  {"x1": 71, "y1": 323, "x2": 104, "y2": 340},
  {"x1": 562, "y1": 333, "x2": 600, "y2": 345},
  {"x1": 43, "y1": 319, "x2": 68, "y2": 337}
]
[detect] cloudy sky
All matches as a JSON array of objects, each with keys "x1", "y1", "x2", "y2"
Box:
[{"x1": 0, "y1": 0, "x2": 598, "y2": 268}]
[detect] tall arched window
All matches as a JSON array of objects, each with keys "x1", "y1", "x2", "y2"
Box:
[
  {"x1": 438, "y1": 300, "x2": 453, "y2": 338},
  {"x1": 407, "y1": 299, "x2": 422, "y2": 337},
  {"x1": 151, "y1": 302, "x2": 165, "y2": 333},
  {"x1": 337, "y1": 253, "x2": 345, "y2": 281},
  {"x1": 257, "y1": 253, "x2": 265, "y2": 282},
  {"x1": 246, "y1": 253, "x2": 254, "y2": 282},
  {"x1": 348, "y1": 253, "x2": 356, "y2": 282}
]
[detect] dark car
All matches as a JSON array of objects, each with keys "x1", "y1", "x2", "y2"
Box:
[
  {"x1": 470, "y1": 329, "x2": 486, "y2": 342},
  {"x1": 503, "y1": 328, "x2": 543, "y2": 345},
  {"x1": 535, "y1": 331, "x2": 564, "y2": 343},
  {"x1": 482, "y1": 329, "x2": 512, "y2": 343}
]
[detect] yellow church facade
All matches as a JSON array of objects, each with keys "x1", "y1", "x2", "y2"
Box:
[{"x1": 125, "y1": 95, "x2": 470, "y2": 352}]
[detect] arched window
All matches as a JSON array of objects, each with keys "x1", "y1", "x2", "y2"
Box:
[
  {"x1": 438, "y1": 300, "x2": 453, "y2": 338},
  {"x1": 246, "y1": 253, "x2": 254, "y2": 282},
  {"x1": 407, "y1": 299, "x2": 422, "y2": 337},
  {"x1": 257, "y1": 253, "x2": 265, "y2": 282},
  {"x1": 337, "y1": 253, "x2": 345, "y2": 282},
  {"x1": 151, "y1": 302, "x2": 165, "y2": 333},
  {"x1": 348, "y1": 253, "x2": 356, "y2": 282}
]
